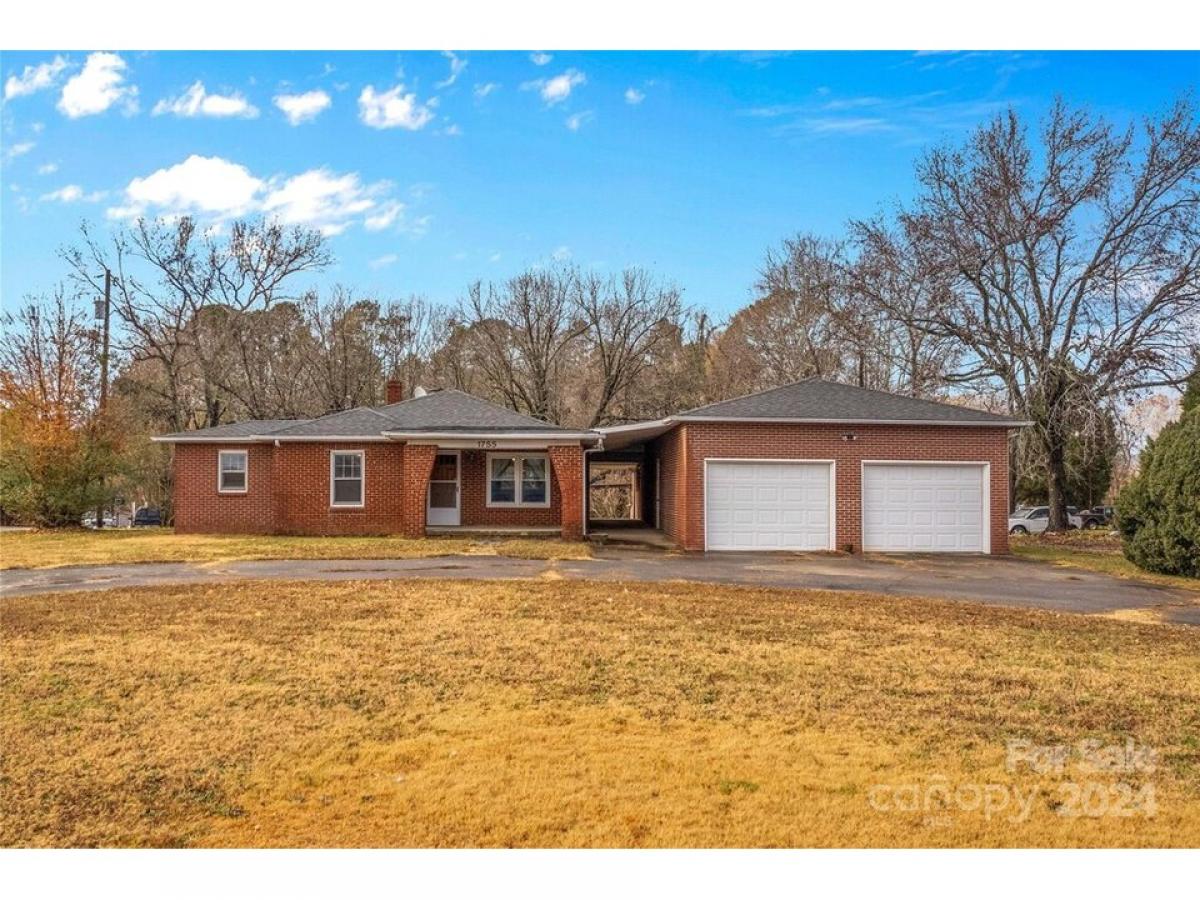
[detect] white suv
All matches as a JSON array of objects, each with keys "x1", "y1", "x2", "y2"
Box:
[{"x1": 1008, "y1": 506, "x2": 1082, "y2": 534}]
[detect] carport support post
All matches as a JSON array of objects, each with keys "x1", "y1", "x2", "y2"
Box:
[
  {"x1": 401, "y1": 445, "x2": 438, "y2": 537},
  {"x1": 549, "y1": 445, "x2": 585, "y2": 541}
]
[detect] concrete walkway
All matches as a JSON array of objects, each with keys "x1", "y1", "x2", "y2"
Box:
[{"x1": 3, "y1": 549, "x2": 1197, "y2": 623}]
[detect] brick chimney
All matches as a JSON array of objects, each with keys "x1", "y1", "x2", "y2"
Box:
[{"x1": 385, "y1": 378, "x2": 404, "y2": 404}]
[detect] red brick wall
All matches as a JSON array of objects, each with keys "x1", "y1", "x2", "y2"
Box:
[
  {"x1": 659, "y1": 422, "x2": 1013, "y2": 554},
  {"x1": 459, "y1": 450, "x2": 560, "y2": 527},
  {"x1": 173, "y1": 444, "x2": 277, "y2": 534},
  {"x1": 171, "y1": 441, "x2": 587, "y2": 538},
  {"x1": 400, "y1": 444, "x2": 437, "y2": 537},
  {"x1": 274, "y1": 443, "x2": 405, "y2": 536},
  {"x1": 653, "y1": 427, "x2": 688, "y2": 547},
  {"x1": 548, "y1": 445, "x2": 584, "y2": 540}
]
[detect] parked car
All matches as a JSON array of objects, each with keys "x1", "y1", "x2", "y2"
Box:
[
  {"x1": 80, "y1": 513, "x2": 117, "y2": 529},
  {"x1": 132, "y1": 507, "x2": 164, "y2": 527},
  {"x1": 1008, "y1": 506, "x2": 1083, "y2": 535},
  {"x1": 1069, "y1": 506, "x2": 1110, "y2": 530},
  {"x1": 1080, "y1": 506, "x2": 1115, "y2": 528}
]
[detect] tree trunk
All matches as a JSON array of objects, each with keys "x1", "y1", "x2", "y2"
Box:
[{"x1": 1045, "y1": 430, "x2": 1071, "y2": 531}]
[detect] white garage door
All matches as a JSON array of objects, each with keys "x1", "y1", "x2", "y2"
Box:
[
  {"x1": 863, "y1": 463, "x2": 987, "y2": 553},
  {"x1": 705, "y1": 461, "x2": 833, "y2": 551}
]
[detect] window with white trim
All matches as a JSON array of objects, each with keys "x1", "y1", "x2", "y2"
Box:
[
  {"x1": 487, "y1": 453, "x2": 551, "y2": 507},
  {"x1": 218, "y1": 450, "x2": 248, "y2": 493},
  {"x1": 330, "y1": 451, "x2": 365, "y2": 507}
]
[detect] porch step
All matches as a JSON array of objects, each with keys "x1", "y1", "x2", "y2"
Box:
[{"x1": 588, "y1": 528, "x2": 676, "y2": 550}]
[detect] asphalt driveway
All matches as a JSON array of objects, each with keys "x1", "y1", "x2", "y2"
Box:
[{"x1": 2, "y1": 548, "x2": 1197, "y2": 623}]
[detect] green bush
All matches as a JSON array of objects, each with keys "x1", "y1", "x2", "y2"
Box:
[{"x1": 1116, "y1": 408, "x2": 1200, "y2": 577}]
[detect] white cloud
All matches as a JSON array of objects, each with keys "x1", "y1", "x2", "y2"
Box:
[
  {"x1": 405, "y1": 214, "x2": 432, "y2": 237},
  {"x1": 565, "y1": 110, "x2": 593, "y2": 132},
  {"x1": 522, "y1": 69, "x2": 585, "y2": 106},
  {"x1": 369, "y1": 253, "x2": 398, "y2": 270},
  {"x1": 624, "y1": 87, "x2": 645, "y2": 105},
  {"x1": 473, "y1": 82, "x2": 499, "y2": 99},
  {"x1": 273, "y1": 89, "x2": 331, "y2": 125},
  {"x1": 442, "y1": 123, "x2": 462, "y2": 137},
  {"x1": 5, "y1": 55, "x2": 70, "y2": 100},
  {"x1": 261, "y1": 169, "x2": 379, "y2": 236},
  {"x1": 436, "y1": 51, "x2": 468, "y2": 89},
  {"x1": 37, "y1": 162, "x2": 59, "y2": 175},
  {"x1": 153, "y1": 82, "x2": 258, "y2": 119},
  {"x1": 109, "y1": 155, "x2": 263, "y2": 220},
  {"x1": 358, "y1": 84, "x2": 436, "y2": 130},
  {"x1": 364, "y1": 200, "x2": 404, "y2": 231},
  {"x1": 41, "y1": 184, "x2": 104, "y2": 203},
  {"x1": 58, "y1": 52, "x2": 137, "y2": 118},
  {"x1": 552, "y1": 245, "x2": 571, "y2": 261},
  {"x1": 530, "y1": 52, "x2": 553, "y2": 66},
  {"x1": 107, "y1": 155, "x2": 413, "y2": 237},
  {"x1": 489, "y1": 252, "x2": 502, "y2": 263},
  {"x1": 4, "y1": 141, "x2": 35, "y2": 161}
]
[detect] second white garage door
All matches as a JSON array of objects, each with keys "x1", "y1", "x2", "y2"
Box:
[
  {"x1": 705, "y1": 461, "x2": 833, "y2": 551},
  {"x1": 862, "y1": 463, "x2": 987, "y2": 553}
]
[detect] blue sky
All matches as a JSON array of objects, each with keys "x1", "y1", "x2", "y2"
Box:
[{"x1": 2, "y1": 50, "x2": 1197, "y2": 316}]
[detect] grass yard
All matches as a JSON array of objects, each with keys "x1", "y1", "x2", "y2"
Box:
[
  {"x1": 1011, "y1": 529, "x2": 1200, "y2": 593},
  {"x1": 0, "y1": 528, "x2": 590, "y2": 570},
  {"x1": 2, "y1": 578, "x2": 1198, "y2": 848}
]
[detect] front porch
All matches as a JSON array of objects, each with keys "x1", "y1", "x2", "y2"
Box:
[{"x1": 408, "y1": 443, "x2": 586, "y2": 541}]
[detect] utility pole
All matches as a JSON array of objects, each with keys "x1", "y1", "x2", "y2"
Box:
[{"x1": 94, "y1": 268, "x2": 112, "y2": 529}]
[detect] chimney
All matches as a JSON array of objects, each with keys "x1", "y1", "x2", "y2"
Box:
[{"x1": 386, "y1": 378, "x2": 404, "y2": 404}]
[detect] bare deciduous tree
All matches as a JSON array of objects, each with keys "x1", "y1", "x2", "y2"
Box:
[
  {"x1": 458, "y1": 268, "x2": 588, "y2": 422},
  {"x1": 857, "y1": 98, "x2": 1200, "y2": 529},
  {"x1": 574, "y1": 268, "x2": 684, "y2": 426},
  {"x1": 63, "y1": 217, "x2": 330, "y2": 429}
]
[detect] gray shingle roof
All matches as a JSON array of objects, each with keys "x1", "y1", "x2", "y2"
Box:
[
  {"x1": 271, "y1": 407, "x2": 397, "y2": 437},
  {"x1": 374, "y1": 389, "x2": 577, "y2": 433},
  {"x1": 155, "y1": 419, "x2": 308, "y2": 441},
  {"x1": 676, "y1": 378, "x2": 1023, "y2": 425},
  {"x1": 156, "y1": 389, "x2": 590, "y2": 441}
]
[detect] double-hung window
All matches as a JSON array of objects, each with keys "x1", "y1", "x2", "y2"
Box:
[
  {"x1": 330, "y1": 451, "x2": 365, "y2": 507},
  {"x1": 218, "y1": 450, "x2": 248, "y2": 493},
  {"x1": 487, "y1": 453, "x2": 551, "y2": 507}
]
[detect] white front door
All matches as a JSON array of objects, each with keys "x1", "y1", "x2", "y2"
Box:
[
  {"x1": 862, "y1": 462, "x2": 987, "y2": 552},
  {"x1": 427, "y1": 451, "x2": 460, "y2": 526},
  {"x1": 705, "y1": 460, "x2": 834, "y2": 551}
]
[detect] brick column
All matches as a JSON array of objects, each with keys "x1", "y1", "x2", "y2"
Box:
[
  {"x1": 548, "y1": 445, "x2": 585, "y2": 541},
  {"x1": 400, "y1": 444, "x2": 438, "y2": 537}
]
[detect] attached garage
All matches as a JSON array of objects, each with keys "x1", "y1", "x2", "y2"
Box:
[
  {"x1": 862, "y1": 462, "x2": 988, "y2": 553},
  {"x1": 595, "y1": 378, "x2": 1026, "y2": 554},
  {"x1": 705, "y1": 460, "x2": 834, "y2": 551}
]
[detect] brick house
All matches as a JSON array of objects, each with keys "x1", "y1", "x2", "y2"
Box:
[
  {"x1": 158, "y1": 378, "x2": 1026, "y2": 552},
  {"x1": 156, "y1": 385, "x2": 598, "y2": 540}
]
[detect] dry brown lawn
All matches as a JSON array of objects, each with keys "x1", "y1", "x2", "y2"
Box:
[
  {"x1": 0, "y1": 528, "x2": 590, "y2": 570},
  {"x1": 1011, "y1": 530, "x2": 1200, "y2": 593},
  {"x1": 2, "y1": 578, "x2": 1198, "y2": 848}
]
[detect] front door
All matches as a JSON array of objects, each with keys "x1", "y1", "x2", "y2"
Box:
[{"x1": 426, "y1": 451, "x2": 460, "y2": 526}]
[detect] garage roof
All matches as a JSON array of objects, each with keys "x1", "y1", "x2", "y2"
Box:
[
  {"x1": 679, "y1": 378, "x2": 1024, "y2": 424},
  {"x1": 598, "y1": 378, "x2": 1028, "y2": 450}
]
